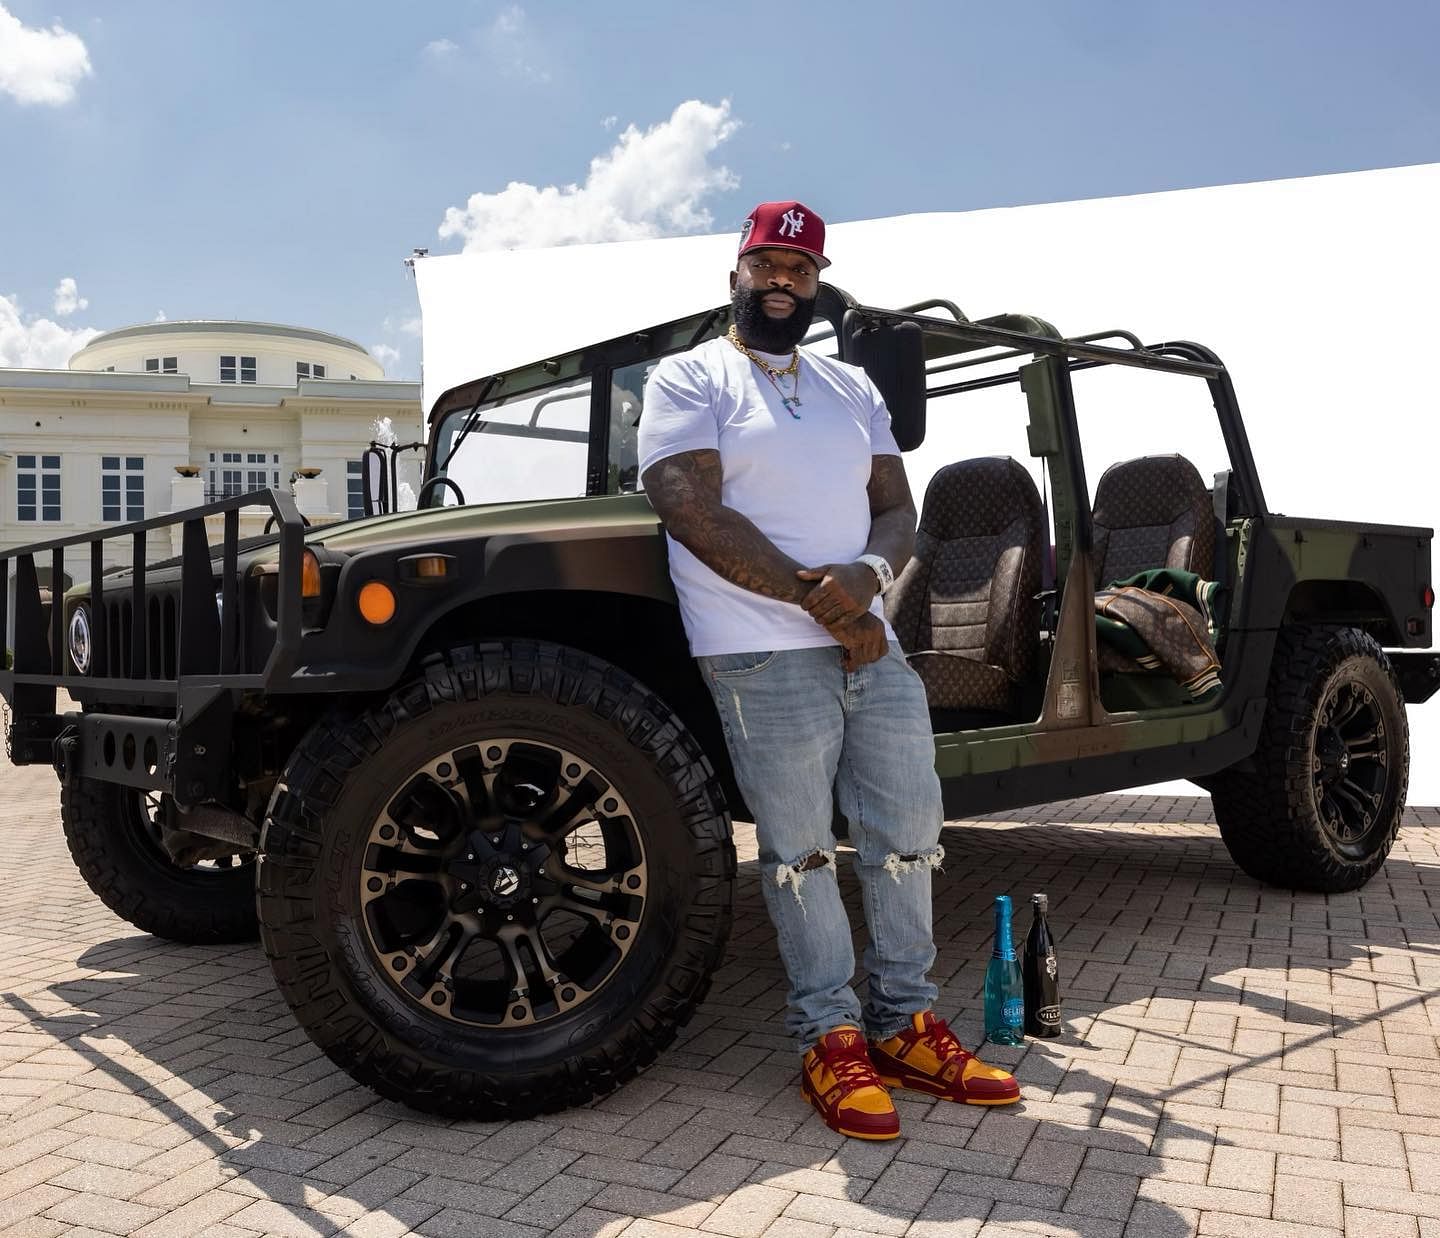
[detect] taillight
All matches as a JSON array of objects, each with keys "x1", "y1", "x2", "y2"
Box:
[{"x1": 1424, "y1": 586, "x2": 1435, "y2": 610}]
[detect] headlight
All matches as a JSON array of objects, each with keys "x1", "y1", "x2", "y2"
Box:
[
  {"x1": 253, "y1": 548, "x2": 324, "y2": 598},
  {"x1": 68, "y1": 605, "x2": 92, "y2": 675}
]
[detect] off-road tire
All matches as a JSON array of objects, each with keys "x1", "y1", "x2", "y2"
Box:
[
  {"x1": 60, "y1": 778, "x2": 259, "y2": 943},
  {"x1": 257, "y1": 640, "x2": 734, "y2": 1118},
  {"x1": 1210, "y1": 625, "x2": 1408, "y2": 893}
]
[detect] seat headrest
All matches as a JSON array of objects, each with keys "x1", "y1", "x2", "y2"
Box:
[
  {"x1": 918, "y1": 456, "x2": 1044, "y2": 540},
  {"x1": 1092, "y1": 455, "x2": 1208, "y2": 530}
]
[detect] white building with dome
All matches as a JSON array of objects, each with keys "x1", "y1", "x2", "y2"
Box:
[{"x1": 0, "y1": 320, "x2": 422, "y2": 597}]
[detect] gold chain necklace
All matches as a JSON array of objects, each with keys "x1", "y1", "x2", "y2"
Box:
[{"x1": 726, "y1": 324, "x2": 802, "y2": 417}]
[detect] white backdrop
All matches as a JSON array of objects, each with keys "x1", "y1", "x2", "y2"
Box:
[{"x1": 415, "y1": 164, "x2": 1440, "y2": 802}]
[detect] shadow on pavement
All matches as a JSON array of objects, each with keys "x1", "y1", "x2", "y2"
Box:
[{"x1": 1, "y1": 802, "x2": 1432, "y2": 1236}]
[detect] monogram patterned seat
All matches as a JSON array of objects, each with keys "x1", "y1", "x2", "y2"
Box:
[
  {"x1": 885, "y1": 457, "x2": 1045, "y2": 715},
  {"x1": 1091, "y1": 454, "x2": 1215, "y2": 586}
]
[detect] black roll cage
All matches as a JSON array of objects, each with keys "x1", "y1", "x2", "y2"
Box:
[{"x1": 420, "y1": 286, "x2": 1268, "y2": 528}]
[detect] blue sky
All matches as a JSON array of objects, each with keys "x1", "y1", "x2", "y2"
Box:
[{"x1": 2, "y1": 0, "x2": 1437, "y2": 378}]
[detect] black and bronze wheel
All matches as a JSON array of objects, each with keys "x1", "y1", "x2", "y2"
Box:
[
  {"x1": 61, "y1": 778, "x2": 259, "y2": 943},
  {"x1": 1310, "y1": 677, "x2": 1394, "y2": 858},
  {"x1": 258, "y1": 640, "x2": 734, "y2": 1118},
  {"x1": 1212, "y1": 625, "x2": 1408, "y2": 892},
  {"x1": 357, "y1": 738, "x2": 649, "y2": 1029}
]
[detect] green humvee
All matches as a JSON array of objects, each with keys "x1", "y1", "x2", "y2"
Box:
[{"x1": 4, "y1": 285, "x2": 1438, "y2": 1118}]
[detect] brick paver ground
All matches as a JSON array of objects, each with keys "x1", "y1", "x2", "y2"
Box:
[{"x1": 1, "y1": 755, "x2": 1437, "y2": 1238}]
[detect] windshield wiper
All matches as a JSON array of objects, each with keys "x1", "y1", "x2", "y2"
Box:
[{"x1": 436, "y1": 377, "x2": 499, "y2": 477}]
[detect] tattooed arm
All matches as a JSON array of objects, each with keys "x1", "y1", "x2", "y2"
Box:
[
  {"x1": 863, "y1": 454, "x2": 918, "y2": 574},
  {"x1": 641, "y1": 449, "x2": 814, "y2": 605}
]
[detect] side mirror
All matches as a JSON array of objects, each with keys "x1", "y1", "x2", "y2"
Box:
[
  {"x1": 362, "y1": 446, "x2": 389, "y2": 516},
  {"x1": 843, "y1": 312, "x2": 927, "y2": 451}
]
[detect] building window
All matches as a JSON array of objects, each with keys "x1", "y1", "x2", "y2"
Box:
[
  {"x1": 209, "y1": 451, "x2": 242, "y2": 499},
  {"x1": 207, "y1": 451, "x2": 280, "y2": 499},
  {"x1": 101, "y1": 456, "x2": 145, "y2": 522},
  {"x1": 296, "y1": 361, "x2": 327, "y2": 380},
  {"x1": 347, "y1": 460, "x2": 364, "y2": 518},
  {"x1": 17, "y1": 454, "x2": 61, "y2": 522},
  {"x1": 246, "y1": 452, "x2": 281, "y2": 492},
  {"x1": 219, "y1": 355, "x2": 257, "y2": 383},
  {"x1": 145, "y1": 357, "x2": 178, "y2": 374}
]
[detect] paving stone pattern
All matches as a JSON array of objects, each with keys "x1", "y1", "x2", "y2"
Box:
[{"x1": 0, "y1": 757, "x2": 1437, "y2": 1237}]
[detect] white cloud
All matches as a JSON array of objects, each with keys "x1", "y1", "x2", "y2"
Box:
[
  {"x1": 423, "y1": 37, "x2": 457, "y2": 58},
  {"x1": 153, "y1": 309, "x2": 166, "y2": 322},
  {"x1": 485, "y1": 5, "x2": 549, "y2": 83},
  {"x1": 52, "y1": 276, "x2": 86, "y2": 316},
  {"x1": 371, "y1": 308, "x2": 423, "y2": 380},
  {"x1": 438, "y1": 98, "x2": 740, "y2": 254},
  {"x1": 382, "y1": 313, "x2": 421, "y2": 338},
  {"x1": 0, "y1": 292, "x2": 100, "y2": 367},
  {"x1": 0, "y1": 3, "x2": 92, "y2": 106},
  {"x1": 601, "y1": 114, "x2": 617, "y2": 131}
]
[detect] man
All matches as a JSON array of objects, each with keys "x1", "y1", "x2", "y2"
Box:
[{"x1": 638, "y1": 201, "x2": 1020, "y2": 1141}]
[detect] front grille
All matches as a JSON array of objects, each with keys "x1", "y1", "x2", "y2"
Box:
[{"x1": 101, "y1": 591, "x2": 178, "y2": 679}]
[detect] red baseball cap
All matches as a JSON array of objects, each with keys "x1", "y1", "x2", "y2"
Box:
[{"x1": 737, "y1": 200, "x2": 830, "y2": 269}]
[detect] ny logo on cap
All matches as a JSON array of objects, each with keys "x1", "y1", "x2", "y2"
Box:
[{"x1": 778, "y1": 208, "x2": 806, "y2": 238}]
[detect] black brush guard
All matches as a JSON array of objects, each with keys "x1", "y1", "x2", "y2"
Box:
[{"x1": 1, "y1": 489, "x2": 305, "y2": 806}]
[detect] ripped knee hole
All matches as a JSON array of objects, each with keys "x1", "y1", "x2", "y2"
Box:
[
  {"x1": 773, "y1": 849, "x2": 835, "y2": 909},
  {"x1": 882, "y1": 845, "x2": 945, "y2": 882}
]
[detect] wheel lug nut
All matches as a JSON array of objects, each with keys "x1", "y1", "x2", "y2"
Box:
[
  {"x1": 459, "y1": 882, "x2": 468, "y2": 891},
  {"x1": 532, "y1": 897, "x2": 539, "y2": 904},
  {"x1": 466, "y1": 853, "x2": 474, "y2": 860},
  {"x1": 506, "y1": 914, "x2": 514, "y2": 921}
]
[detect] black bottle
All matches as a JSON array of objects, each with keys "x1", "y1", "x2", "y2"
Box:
[{"x1": 1023, "y1": 893, "x2": 1062, "y2": 1038}]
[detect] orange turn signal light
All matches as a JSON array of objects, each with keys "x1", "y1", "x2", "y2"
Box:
[
  {"x1": 357, "y1": 581, "x2": 396, "y2": 625},
  {"x1": 301, "y1": 550, "x2": 323, "y2": 599},
  {"x1": 411, "y1": 555, "x2": 448, "y2": 579}
]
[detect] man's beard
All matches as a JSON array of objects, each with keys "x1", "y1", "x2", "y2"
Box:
[{"x1": 731, "y1": 285, "x2": 817, "y2": 353}]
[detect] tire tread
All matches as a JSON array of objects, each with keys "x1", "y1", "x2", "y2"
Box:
[
  {"x1": 257, "y1": 639, "x2": 734, "y2": 1118},
  {"x1": 1211, "y1": 624, "x2": 1408, "y2": 893},
  {"x1": 61, "y1": 777, "x2": 259, "y2": 943}
]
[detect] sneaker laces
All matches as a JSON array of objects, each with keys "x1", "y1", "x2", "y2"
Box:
[
  {"x1": 819, "y1": 1040, "x2": 882, "y2": 1090},
  {"x1": 920, "y1": 1016, "x2": 970, "y2": 1064}
]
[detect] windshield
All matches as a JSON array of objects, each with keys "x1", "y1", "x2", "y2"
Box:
[{"x1": 431, "y1": 376, "x2": 592, "y2": 506}]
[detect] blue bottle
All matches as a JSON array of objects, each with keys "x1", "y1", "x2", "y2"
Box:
[{"x1": 985, "y1": 895, "x2": 1025, "y2": 1045}]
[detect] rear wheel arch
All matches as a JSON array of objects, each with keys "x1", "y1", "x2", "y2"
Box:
[{"x1": 1281, "y1": 579, "x2": 1401, "y2": 644}]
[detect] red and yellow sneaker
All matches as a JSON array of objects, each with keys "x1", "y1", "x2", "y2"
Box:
[
  {"x1": 869, "y1": 1011, "x2": 1021, "y2": 1105},
  {"x1": 800, "y1": 1026, "x2": 901, "y2": 1140}
]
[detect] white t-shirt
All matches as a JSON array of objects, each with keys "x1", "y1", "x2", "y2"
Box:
[{"x1": 638, "y1": 335, "x2": 901, "y2": 657}]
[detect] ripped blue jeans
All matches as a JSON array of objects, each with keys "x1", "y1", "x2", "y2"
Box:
[{"x1": 698, "y1": 643, "x2": 944, "y2": 1049}]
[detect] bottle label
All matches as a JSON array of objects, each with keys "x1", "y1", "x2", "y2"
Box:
[
  {"x1": 1035, "y1": 1005, "x2": 1061, "y2": 1027},
  {"x1": 1003, "y1": 998, "x2": 1024, "y2": 1027},
  {"x1": 1045, "y1": 952, "x2": 1057, "y2": 980}
]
